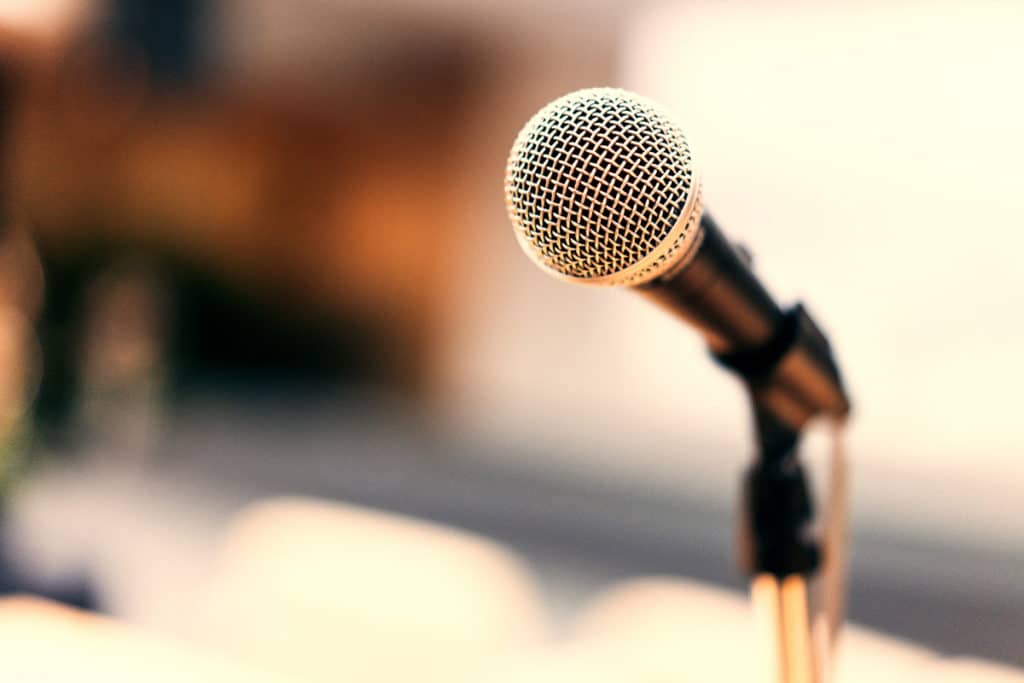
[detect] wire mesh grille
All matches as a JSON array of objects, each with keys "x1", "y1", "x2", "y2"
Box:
[{"x1": 505, "y1": 88, "x2": 699, "y2": 285}]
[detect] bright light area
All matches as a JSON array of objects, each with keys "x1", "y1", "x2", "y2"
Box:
[
  {"x1": 0, "y1": 0, "x2": 86, "y2": 37},
  {"x1": 454, "y1": 1, "x2": 1024, "y2": 546}
]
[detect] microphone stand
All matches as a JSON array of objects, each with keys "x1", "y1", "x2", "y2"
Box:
[
  {"x1": 741, "y1": 409, "x2": 829, "y2": 683},
  {"x1": 720, "y1": 308, "x2": 850, "y2": 683}
]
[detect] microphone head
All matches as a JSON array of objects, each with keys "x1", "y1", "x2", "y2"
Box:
[{"x1": 505, "y1": 88, "x2": 703, "y2": 287}]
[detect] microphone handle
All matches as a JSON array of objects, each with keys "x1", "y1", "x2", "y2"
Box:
[{"x1": 638, "y1": 214, "x2": 850, "y2": 439}]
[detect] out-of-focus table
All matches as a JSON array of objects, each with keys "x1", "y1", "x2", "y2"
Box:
[{"x1": 4, "y1": 396, "x2": 1022, "y2": 667}]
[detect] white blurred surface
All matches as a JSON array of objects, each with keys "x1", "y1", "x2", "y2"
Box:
[
  {"x1": 5, "y1": 465, "x2": 1021, "y2": 680},
  {"x1": 196, "y1": 497, "x2": 546, "y2": 683},
  {"x1": 5, "y1": 467, "x2": 547, "y2": 682},
  {"x1": 568, "y1": 577, "x2": 1024, "y2": 682},
  {"x1": 0, "y1": 596, "x2": 294, "y2": 682},
  {"x1": 3, "y1": 577, "x2": 1020, "y2": 683}
]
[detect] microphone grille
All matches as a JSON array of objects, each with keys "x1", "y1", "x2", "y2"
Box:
[{"x1": 505, "y1": 88, "x2": 703, "y2": 286}]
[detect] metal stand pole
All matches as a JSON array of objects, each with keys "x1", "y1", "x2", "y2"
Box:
[{"x1": 739, "y1": 410, "x2": 849, "y2": 683}]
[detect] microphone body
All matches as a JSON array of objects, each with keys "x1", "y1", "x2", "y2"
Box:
[
  {"x1": 639, "y1": 213, "x2": 782, "y2": 353},
  {"x1": 504, "y1": 88, "x2": 850, "y2": 445},
  {"x1": 638, "y1": 213, "x2": 849, "y2": 437}
]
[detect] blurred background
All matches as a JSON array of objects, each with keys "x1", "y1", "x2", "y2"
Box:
[{"x1": 0, "y1": 0, "x2": 1020, "y2": 677}]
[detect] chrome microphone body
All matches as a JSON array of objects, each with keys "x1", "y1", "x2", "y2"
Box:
[
  {"x1": 639, "y1": 213, "x2": 782, "y2": 354},
  {"x1": 639, "y1": 212, "x2": 848, "y2": 438},
  {"x1": 504, "y1": 88, "x2": 849, "y2": 443}
]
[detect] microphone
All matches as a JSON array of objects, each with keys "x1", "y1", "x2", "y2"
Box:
[{"x1": 504, "y1": 88, "x2": 850, "y2": 445}]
